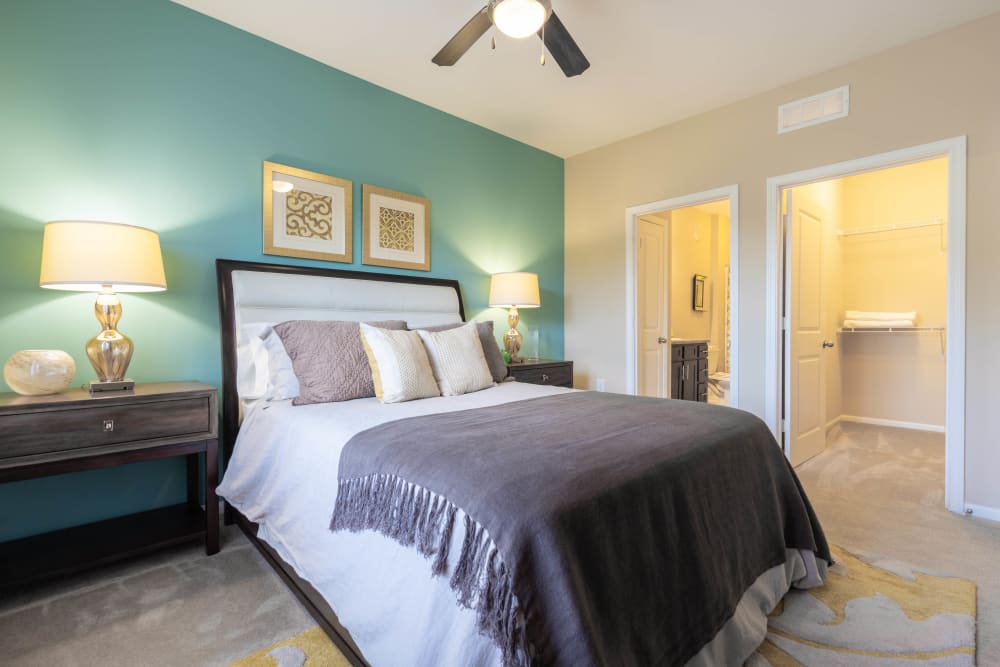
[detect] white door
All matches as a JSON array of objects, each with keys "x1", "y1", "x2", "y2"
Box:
[
  {"x1": 785, "y1": 189, "x2": 827, "y2": 465},
  {"x1": 637, "y1": 216, "x2": 668, "y2": 397}
]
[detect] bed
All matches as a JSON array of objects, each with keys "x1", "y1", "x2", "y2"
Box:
[{"x1": 215, "y1": 259, "x2": 830, "y2": 667}]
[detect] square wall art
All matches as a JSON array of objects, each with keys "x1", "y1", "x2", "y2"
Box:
[
  {"x1": 362, "y1": 184, "x2": 431, "y2": 271},
  {"x1": 263, "y1": 161, "x2": 353, "y2": 263}
]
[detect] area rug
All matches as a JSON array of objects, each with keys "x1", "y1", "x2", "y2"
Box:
[
  {"x1": 749, "y1": 545, "x2": 976, "y2": 666},
  {"x1": 231, "y1": 545, "x2": 976, "y2": 667},
  {"x1": 228, "y1": 626, "x2": 351, "y2": 667}
]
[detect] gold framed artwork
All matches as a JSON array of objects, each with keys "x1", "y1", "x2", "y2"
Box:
[
  {"x1": 263, "y1": 161, "x2": 353, "y2": 263},
  {"x1": 362, "y1": 184, "x2": 431, "y2": 271},
  {"x1": 693, "y1": 274, "x2": 707, "y2": 311}
]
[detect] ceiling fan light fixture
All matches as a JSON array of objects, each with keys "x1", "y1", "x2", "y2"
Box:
[{"x1": 492, "y1": 0, "x2": 547, "y2": 39}]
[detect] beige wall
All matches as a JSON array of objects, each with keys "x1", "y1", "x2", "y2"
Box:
[
  {"x1": 564, "y1": 14, "x2": 1000, "y2": 508},
  {"x1": 840, "y1": 158, "x2": 949, "y2": 326},
  {"x1": 839, "y1": 158, "x2": 948, "y2": 426},
  {"x1": 668, "y1": 207, "x2": 713, "y2": 341}
]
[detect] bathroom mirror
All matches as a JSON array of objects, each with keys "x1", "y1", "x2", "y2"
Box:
[{"x1": 693, "y1": 274, "x2": 706, "y2": 311}]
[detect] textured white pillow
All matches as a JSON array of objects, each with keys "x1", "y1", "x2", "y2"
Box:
[
  {"x1": 416, "y1": 322, "x2": 495, "y2": 396},
  {"x1": 237, "y1": 323, "x2": 270, "y2": 399},
  {"x1": 360, "y1": 324, "x2": 440, "y2": 404},
  {"x1": 260, "y1": 327, "x2": 300, "y2": 400},
  {"x1": 237, "y1": 323, "x2": 300, "y2": 401}
]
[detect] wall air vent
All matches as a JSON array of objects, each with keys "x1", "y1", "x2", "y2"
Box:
[{"x1": 778, "y1": 85, "x2": 850, "y2": 134}]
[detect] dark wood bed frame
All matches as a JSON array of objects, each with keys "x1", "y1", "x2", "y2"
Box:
[{"x1": 215, "y1": 259, "x2": 466, "y2": 666}]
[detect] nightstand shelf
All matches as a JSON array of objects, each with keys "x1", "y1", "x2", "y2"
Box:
[
  {"x1": 506, "y1": 359, "x2": 574, "y2": 388},
  {"x1": 0, "y1": 503, "x2": 207, "y2": 588},
  {"x1": 0, "y1": 381, "x2": 219, "y2": 589}
]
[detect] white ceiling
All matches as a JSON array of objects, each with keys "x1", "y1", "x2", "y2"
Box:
[{"x1": 172, "y1": 0, "x2": 1000, "y2": 157}]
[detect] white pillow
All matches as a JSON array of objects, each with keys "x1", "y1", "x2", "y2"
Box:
[
  {"x1": 415, "y1": 322, "x2": 495, "y2": 396},
  {"x1": 360, "y1": 324, "x2": 440, "y2": 404},
  {"x1": 260, "y1": 326, "x2": 299, "y2": 400},
  {"x1": 236, "y1": 323, "x2": 270, "y2": 400},
  {"x1": 237, "y1": 322, "x2": 299, "y2": 401}
]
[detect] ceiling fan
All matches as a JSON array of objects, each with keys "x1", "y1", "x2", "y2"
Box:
[{"x1": 432, "y1": 0, "x2": 590, "y2": 78}]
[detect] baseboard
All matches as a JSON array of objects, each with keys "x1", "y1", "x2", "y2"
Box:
[
  {"x1": 839, "y1": 415, "x2": 945, "y2": 433},
  {"x1": 963, "y1": 503, "x2": 1000, "y2": 523},
  {"x1": 824, "y1": 416, "x2": 842, "y2": 431}
]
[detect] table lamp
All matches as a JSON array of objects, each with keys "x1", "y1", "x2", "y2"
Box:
[
  {"x1": 39, "y1": 221, "x2": 167, "y2": 393},
  {"x1": 489, "y1": 272, "x2": 540, "y2": 363}
]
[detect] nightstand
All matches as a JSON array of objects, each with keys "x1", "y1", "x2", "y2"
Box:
[
  {"x1": 0, "y1": 381, "x2": 219, "y2": 588},
  {"x1": 506, "y1": 359, "x2": 574, "y2": 388}
]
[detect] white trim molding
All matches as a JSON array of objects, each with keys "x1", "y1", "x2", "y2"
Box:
[
  {"x1": 839, "y1": 415, "x2": 945, "y2": 434},
  {"x1": 624, "y1": 185, "x2": 740, "y2": 407},
  {"x1": 962, "y1": 503, "x2": 1000, "y2": 524},
  {"x1": 764, "y1": 136, "x2": 967, "y2": 514}
]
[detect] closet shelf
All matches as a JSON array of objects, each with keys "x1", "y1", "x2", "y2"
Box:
[
  {"x1": 838, "y1": 326, "x2": 945, "y2": 333},
  {"x1": 837, "y1": 218, "x2": 944, "y2": 238}
]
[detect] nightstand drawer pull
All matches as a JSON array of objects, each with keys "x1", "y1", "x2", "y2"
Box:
[
  {"x1": 103, "y1": 419, "x2": 115, "y2": 432},
  {"x1": 541, "y1": 373, "x2": 550, "y2": 382}
]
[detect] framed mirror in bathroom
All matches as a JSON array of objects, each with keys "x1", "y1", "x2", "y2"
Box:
[{"x1": 692, "y1": 274, "x2": 707, "y2": 311}]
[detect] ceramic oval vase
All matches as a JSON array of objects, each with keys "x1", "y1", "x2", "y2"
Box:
[{"x1": 3, "y1": 350, "x2": 76, "y2": 395}]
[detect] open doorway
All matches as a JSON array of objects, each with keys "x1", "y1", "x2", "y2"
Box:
[
  {"x1": 627, "y1": 187, "x2": 738, "y2": 406},
  {"x1": 784, "y1": 157, "x2": 948, "y2": 465},
  {"x1": 765, "y1": 137, "x2": 966, "y2": 514}
]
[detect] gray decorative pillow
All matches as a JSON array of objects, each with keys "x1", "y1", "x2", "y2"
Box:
[
  {"x1": 274, "y1": 319, "x2": 407, "y2": 405},
  {"x1": 412, "y1": 320, "x2": 507, "y2": 383}
]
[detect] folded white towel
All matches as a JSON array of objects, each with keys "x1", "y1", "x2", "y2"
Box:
[
  {"x1": 844, "y1": 310, "x2": 917, "y2": 322},
  {"x1": 843, "y1": 319, "x2": 915, "y2": 329}
]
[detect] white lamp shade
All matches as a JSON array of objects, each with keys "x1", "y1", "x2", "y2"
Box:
[
  {"x1": 39, "y1": 221, "x2": 167, "y2": 292},
  {"x1": 492, "y1": 0, "x2": 547, "y2": 39},
  {"x1": 489, "y1": 272, "x2": 540, "y2": 308}
]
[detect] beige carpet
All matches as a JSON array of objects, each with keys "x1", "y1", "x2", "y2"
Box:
[
  {"x1": 0, "y1": 530, "x2": 316, "y2": 667},
  {"x1": 2, "y1": 423, "x2": 993, "y2": 666},
  {"x1": 797, "y1": 423, "x2": 999, "y2": 664},
  {"x1": 230, "y1": 543, "x2": 976, "y2": 667}
]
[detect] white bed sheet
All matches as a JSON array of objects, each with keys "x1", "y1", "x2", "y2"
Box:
[{"x1": 218, "y1": 381, "x2": 571, "y2": 667}]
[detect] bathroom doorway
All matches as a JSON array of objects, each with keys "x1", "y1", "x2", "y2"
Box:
[
  {"x1": 628, "y1": 188, "x2": 738, "y2": 406},
  {"x1": 765, "y1": 137, "x2": 967, "y2": 514}
]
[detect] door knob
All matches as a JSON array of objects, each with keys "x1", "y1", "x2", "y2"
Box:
[
  {"x1": 822, "y1": 340, "x2": 835, "y2": 349},
  {"x1": 657, "y1": 337, "x2": 668, "y2": 344}
]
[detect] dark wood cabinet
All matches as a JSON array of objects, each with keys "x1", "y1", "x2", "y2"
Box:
[
  {"x1": 506, "y1": 359, "x2": 574, "y2": 388},
  {"x1": 670, "y1": 341, "x2": 708, "y2": 403},
  {"x1": 0, "y1": 382, "x2": 219, "y2": 588}
]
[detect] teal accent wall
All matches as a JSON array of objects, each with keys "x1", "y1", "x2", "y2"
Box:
[{"x1": 0, "y1": 0, "x2": 564, "y2": 541}]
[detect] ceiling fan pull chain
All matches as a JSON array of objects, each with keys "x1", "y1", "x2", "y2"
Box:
[
  {"x1": 492, "y1": 34, "x2": 496, "y2": 50},
  {"x1": 540, "y1": 21, "x2": 545, "y2": 66}
]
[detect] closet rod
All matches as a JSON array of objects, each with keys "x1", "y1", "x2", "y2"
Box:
[
  {"x1": 837, "y1": 218, "x2": 944, "y2": 238},
  {"x1": 838, "y1": 326, "x2": 945, "y2": 333}
]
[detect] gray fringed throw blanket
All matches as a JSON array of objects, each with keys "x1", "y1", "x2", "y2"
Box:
[{"x1": 331, "y1": 392, "x2": 830, "y2": 666}]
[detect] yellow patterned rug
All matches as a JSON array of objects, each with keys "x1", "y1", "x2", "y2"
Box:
[
  {"x1": 750, "y1": 545, "x2": 976, "y2": 666},
  {"x1": 228, "y1": 626, "x2": 351, "y2": 667},
  {"x1": 231, "y1": 545, "x2": 976, "y2": 667}
]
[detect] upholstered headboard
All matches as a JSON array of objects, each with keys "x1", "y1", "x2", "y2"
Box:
[{"x1": 216, "y1": 259, "x2": 465, "y2": 460}]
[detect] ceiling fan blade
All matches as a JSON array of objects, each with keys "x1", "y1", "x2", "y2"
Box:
[
  {"x1": 432, "y1": 6, "x2": 492, "y2": 66},
  {"x1": 539, "y1": 11, "x2": 590, "y2": 77}
]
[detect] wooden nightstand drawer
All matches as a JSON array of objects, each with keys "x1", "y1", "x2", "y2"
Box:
[
  {"x1": 507, "y1": 360, "x2": 574, "y2": 388},
  {"x1": 0, "y1": 396, "x2": 212, "y2": 459}
]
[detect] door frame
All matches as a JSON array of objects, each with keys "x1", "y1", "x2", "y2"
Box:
[
  {"x1": 624, "y1": 184, "x2": 740, "y2": 405},
  {"x1": 764, "y1": 136, "x2": 967, "y2": 513}
]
